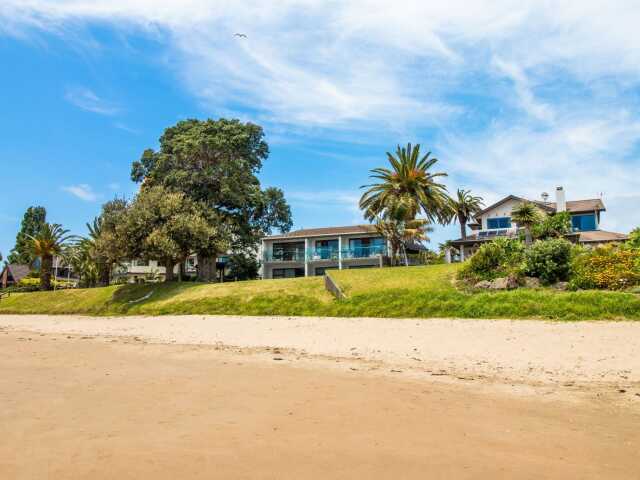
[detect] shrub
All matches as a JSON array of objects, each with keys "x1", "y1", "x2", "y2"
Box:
[
  {"x1": 458, "y1": 237, "x2": 525, "y2": 283},
  {"x1": 629, "y1": 227, "x2": 640, "y2": 248},
  {"x1": 524, "y1": 238, "x2": 573, "y2": 285},
  {"x1": 570, "y1": 244, "x2": 640, "y2": 290},
  {"x1": 532, "y1": 212, "x2": 572, "y2": 240}
]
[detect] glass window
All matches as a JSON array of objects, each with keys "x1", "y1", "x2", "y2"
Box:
[
  {"x1": 272, "y1": 268, "x2": 305, "y2": 279},
  {"x1": 348, "y1": 237, "x2": 385, "y2": 257},
  {"x1": 272, "y1": 242, "x2": 305, "y2": 261},
  {"x1": 571, "y1": 214, "x2": 596, "y2": 231},
  {"x1": 487, "y1": 217, "x2": 511, "y2": 229},
  {"x1": 314, "y1": 239, "x2": 339, "y2": 259}
]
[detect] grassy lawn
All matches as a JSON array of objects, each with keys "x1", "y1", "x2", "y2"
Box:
[{"x1": 1, "y1": 263, "x2": 639, "y2": 320}]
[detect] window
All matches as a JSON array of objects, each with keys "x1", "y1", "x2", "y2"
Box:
[
  {"x1": 272, "y1": 242, "x2": 305, "y2": 261},
  {"x1": 571, "y1": 214, "x2": 596, "y2": 231},
  {"x1": 348, "y1": 237, "x2": 385, "y2": 257},
  {"x1": 314, "y1": 239, "x2": 339, "y2": 259},
  {"x1": 272, "y1": 268, "x2": 305, "y2": 279},
  {"x1": 487, "y1": 217, "x2": 511, "y2": 229}
]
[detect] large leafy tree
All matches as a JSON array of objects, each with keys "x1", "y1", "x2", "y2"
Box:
[
  {"x1": 27, "y1": 223, "x2": 75, "y2": 291},
  {"x1": 131, "y1": 118, "x2": 292, "y2": 281},
  {"x1": 9, "y1": 206, "x2": 47, "y2": 265},
  {"x1": 83, "y1": 198, "x2": 129, "y2": 286},
  {"x1": 447, "y1": 189, "x2": 484, "y2": 239},
  {"x1": 511, "y1": 201, "x2": 542, "y2": 245},
  {"x1": 360, "y1": 143, "x2": 449, "y2": 223},
  {"x1": 119, "y1": 186, "x2": 224, "y2": 282}
]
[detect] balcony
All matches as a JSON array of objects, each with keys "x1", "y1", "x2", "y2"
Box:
[
  {"x1": 341, "y1": 245, "x2": 387, "y2": 259},
  {"x1": 307, "y1": 248, "x2": 340, "y2": 261},
  {"x1": 263, "y1": 250, "x2": 306, "y2": 263}
]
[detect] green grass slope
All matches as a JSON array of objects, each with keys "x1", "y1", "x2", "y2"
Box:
[{"x1": 1, "y1": 264, "x2": 639, "y2": 320}]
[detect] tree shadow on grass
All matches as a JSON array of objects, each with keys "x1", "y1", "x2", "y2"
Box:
[{"x1": 106, "y1": 282, "x2": 202, "y2": 313}]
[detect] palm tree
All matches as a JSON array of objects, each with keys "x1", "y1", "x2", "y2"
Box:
[
  {"x1": 27, "y1": 223, "x2": 75, "y2": 290},
  {"x1": 447, "y1": 189, "x2": 484, "y2": 239},
  {"x1": 375, "y1": 215, "x2": 433, "y2": 266},
  {"x1": 511, "y1": 201, "x2": 541, "y2": 246},
  {"x1": 360, "y1": 143, "x2": 449, "y2": 223}
]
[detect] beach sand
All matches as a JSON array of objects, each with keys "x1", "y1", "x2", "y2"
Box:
[{"x1": 1, "y1": 315, "x2": 639, "y2": 479}]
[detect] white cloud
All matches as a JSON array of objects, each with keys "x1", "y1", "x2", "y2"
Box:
[
  {"x1": 64, "y1": 86, "x2": 119, "y2": 115},
  {"x1": 287, "y1": 190, "x2": 364, "y2": 225},
  {"x1": 61, "y1": 184, "x2": 100, "y2": 202},
  {"x1": 4, "y1": 0, "x2": 640, "y2": 233}
]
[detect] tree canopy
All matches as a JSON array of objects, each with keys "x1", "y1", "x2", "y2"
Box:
[
  {"x1": 131, "y1": 118, "x2": 292, "y2": 280},
  {"x1": 9, "y1": 206, "x2": 47, "y2": 265}
]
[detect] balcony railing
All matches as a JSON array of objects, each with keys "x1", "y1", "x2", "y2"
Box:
[
  {"x1": 265, "y1": 245, "x2": 388, "y2": 263},
  {"x1": 341, "y1": 245, "x2": 387, "y2": 259},
  {"x1": 263, "y1": 250, "x2": 306, "y2": 262},
  {"x1": 307, "y1": 248, "x2": 340, "y2": 261}
]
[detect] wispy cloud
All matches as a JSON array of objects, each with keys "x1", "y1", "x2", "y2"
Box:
[
  {"x1": 64, "y1": 86, "x2": 119, "y2": 115},
  {"x1": 61, "y1": 184, "x2": 100, "y2": 202},
  {"x1": 287, "y1": 190, "x2": 364, "y2": 225}
]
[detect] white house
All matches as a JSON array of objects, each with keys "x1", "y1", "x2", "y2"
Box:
[{"x1": 447, "y1": 187, "x2": 629, "y2": 262}]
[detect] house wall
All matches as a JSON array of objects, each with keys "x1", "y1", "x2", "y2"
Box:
[{"x1": 478, "y1": 199, "x2": 548, "y2": 229}]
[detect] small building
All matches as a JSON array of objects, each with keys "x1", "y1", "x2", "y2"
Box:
[
  {"x1": 0, "y1": 264, "x2": 30, "y2": 289},
  {"x1": 447, "y1": 187, "x2": 629, "y2": 262},
  {"x1": 260, "y1": 225, "x2": 392, "y2": 279},
  {"x1": 113, "y1": 255, "x2": 229, "y2": 283}
]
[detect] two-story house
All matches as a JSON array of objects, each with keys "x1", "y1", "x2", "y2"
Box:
[
  {"x1": 447, "y1": 187, "x2": 629, "y2": 262},
  {"x1": 260, "y1": 225, "x2": 389, "y2": 279}
]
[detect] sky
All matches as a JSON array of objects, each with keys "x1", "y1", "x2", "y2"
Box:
[{"x1": 1, "y1": 1, "x2": 640, "y2": 258}]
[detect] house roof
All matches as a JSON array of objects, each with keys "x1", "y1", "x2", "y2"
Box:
[
  {"x1": 474, "y1": 195, "x2": 605, "y2": 220},
  {"x1": 2, "y1": 264, "x2": 31, "y2": 283},
  {"x1": 576, "y1": 230, "x2": 629, "y2": 243},
  {"x1": 265, "y1": 224, "x2": 378, "y2": 240}
]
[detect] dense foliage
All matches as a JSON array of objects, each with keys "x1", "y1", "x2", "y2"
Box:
[
  {"x1": 524, "y1": 238, "x2": 573, "y2": 284},
  {"x1": 570, "y1": 244, "x2": 640, "y2": 290},
  {"x1": 8, "y1": 206, "x2": 47, "y2": 265},
  {"x1": 131, "y1": 118, "x2": 292, "y2": 281},
  {"x1": 458, "y1": 238, "x2": 525, "y2": 282},
  {"x1": 532, "y1": 212, "x2": 572, "y2": 240}
]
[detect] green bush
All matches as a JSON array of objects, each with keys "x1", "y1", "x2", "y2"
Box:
[
  {"x1": 524, "y1": 238, "x2": 573, "y2": 285},
  {"x1": 458, "y1": 237, "x2": 525, "y2": 283},
  {"x1": 532, "y1": 212, "x2": 572, "y2": 240},
  {"x1": 570, "y1": 244, "x2": 640, "y2": 290}
]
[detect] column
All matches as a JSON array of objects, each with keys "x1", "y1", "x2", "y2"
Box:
[
  {"x1": 460, "y1": 245, "x2": 465, "y2": 262},
  {"x1": 338, "y1": 236, "x2": 343, "y2": 270},
  {"x1": 445, "y1": 248, "x2": 452, "y2": 264},
  {"x1": 304, "y1": 238, "x2": 309, "y2": 276}
]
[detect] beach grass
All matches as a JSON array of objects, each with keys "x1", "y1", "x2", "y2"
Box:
[{"x1": 1, "y1": 263, "x2": 639, "y2": 320}]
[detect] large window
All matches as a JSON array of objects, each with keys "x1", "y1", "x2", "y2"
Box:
[
  {"x1": 348, "y1": 237, "x2": 385, "y2": 258},
  {"x1": 272, "y1": 242, "x2": 305, "y2": 261},
  {"x1": 571, "y1": 214, "x2": 596, "y2": 231},
  {"x1": 272, "y1": 268, "x2": 305, "y2": 279},
  {"x1": 314, "y1": 239, "x2": 339, "y2": 259},
  {"x1": 487, "y1": 217, "x2": 511, "y2": 229}
]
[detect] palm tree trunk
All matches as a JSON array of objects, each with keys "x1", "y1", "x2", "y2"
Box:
[
  {"x1": 458, "y1": 214, "x2": 467, "y2": 239},
  {"x1": 525, "y1": 227, "x2": 533, "y2": 246},
  {"x1": 40, "y1": 255, "x2": 52, "y2": 291}
]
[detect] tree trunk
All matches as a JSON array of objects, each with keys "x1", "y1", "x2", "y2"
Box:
[
  {"x1": 40, "y1": 255, "x2": 52, "y2": 291},
  {"x1": 99, "y1": 263, "x2": 110, "y2": 287},
  {"x1": 458, "y1": 214, "x2": 467, "y2": 239},
  {"x1": 164, "y1": 259, "x2": 176, "y2": 282},
  {"x1": 525, "y1": 227, "x2": 533, "y2": 246},
  {"x1": 197, "y1": 254, "x2": 217, "y2": 282}
]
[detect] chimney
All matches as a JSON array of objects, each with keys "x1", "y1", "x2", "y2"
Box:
[{"x1": 555, "y1": 186, "x2": 566, "y2": 212}]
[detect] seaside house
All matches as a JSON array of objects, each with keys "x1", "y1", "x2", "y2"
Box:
[
  {"x1": 447, "y1": 187, "x2": 628, "y2": 262},
  {"x1": 260, "y1": 225, "x2": 393, "y2": 279},
  {"x1": 113, "y1": 255, "x2": 230, "y2": 283}
]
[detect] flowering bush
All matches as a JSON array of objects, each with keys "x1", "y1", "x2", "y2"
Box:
[{"x1": 570, "y1": 244, "x2": 640, "y2": 290}]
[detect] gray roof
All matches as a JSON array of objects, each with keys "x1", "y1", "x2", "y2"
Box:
[{"x1": 265, "y1": 224, "x2": 378, "y2": 240}]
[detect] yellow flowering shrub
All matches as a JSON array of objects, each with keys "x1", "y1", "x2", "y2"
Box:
[{"x1": 570, "y1": 244, "x2": 640, "y2": 290}]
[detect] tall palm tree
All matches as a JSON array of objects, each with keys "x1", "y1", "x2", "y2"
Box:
[
  {"x1": 447, "y1": 189, "x2": 484, "y2": 239},
  {"x1": 511, "y1": 201, "x2": 541, "y2": 246},
  {"x1": 360, "y1": 143, "x2": 449, "y2": 223},
  {"x1": 27, "y1": 223, "x2": 75, "y2": 291}
]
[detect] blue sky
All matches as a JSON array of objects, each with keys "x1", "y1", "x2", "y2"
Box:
[{"x1": 1, "y1": 1, "x2": 640, "y2": 258}]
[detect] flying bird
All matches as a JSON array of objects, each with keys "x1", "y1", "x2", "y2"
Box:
[{"x1": 234, "y1": 33, "x2": 247, "y2": 38}]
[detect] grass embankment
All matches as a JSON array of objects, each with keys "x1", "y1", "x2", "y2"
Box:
[{"x1": 1, "y1": 264, "x2": 639, "y2": 320}]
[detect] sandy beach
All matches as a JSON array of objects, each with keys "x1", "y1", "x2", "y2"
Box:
[{"x1": 1, "y1": 314, "x2": 639, "y2": 479}]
